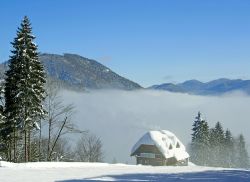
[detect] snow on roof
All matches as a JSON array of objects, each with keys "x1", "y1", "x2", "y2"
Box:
[{"x1": 131, "y1": 130, "x2": 189, "y2": 161}]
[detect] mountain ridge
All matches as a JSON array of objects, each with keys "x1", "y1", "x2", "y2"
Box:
[
  {"x1": 1, "y1": 53, "x2": 250, "y2": 95},
  {"x1": 0, "y1": 53, "x2": 142, "y2": 91},
  {"x1": 150, "y1": 78, "x2": 250, "y2": 95}
]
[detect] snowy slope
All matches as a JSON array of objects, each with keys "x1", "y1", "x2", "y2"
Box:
[{"x1": 0, "y1": 162, "x2": 250, "y2": 182}]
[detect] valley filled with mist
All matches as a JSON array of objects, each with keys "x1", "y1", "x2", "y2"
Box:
[{"x1": 61, "y1": 89, "x2": 250, "y2": 163}]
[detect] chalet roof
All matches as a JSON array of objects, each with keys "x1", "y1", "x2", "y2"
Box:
[{"x1": 131, "y1": 130, "x2": 189, "y2": 161}]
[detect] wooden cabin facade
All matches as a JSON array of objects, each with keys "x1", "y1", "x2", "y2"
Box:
[{"x1": 131, "y1": 144, "x2": 188, "y2": 166}]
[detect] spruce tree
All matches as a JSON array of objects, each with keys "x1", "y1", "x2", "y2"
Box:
[
  {"x1": 235, "y1": 134, "x2": 249, "y2": 168},
  {"x1": 191, "y1": 111, "x2": 202, "y2": 142},
  {"x1": 191, "y1": 112, "x2": 202, "y2": 164},
  {"x1": 209, "y1": 122, "x2": 225, "y2": 167},
  {"x1": 224, "y1": 129, "x2": 235, "y2": 168},
  {"x1": 191, "y1": 112, "x2": 210, "y2": 166},
  {"x1": 196, "y1": 120, "x2": 210, "y2": 166},
  {"x1": 4, "y1": 16, "x2": 46, "y2": 162}
]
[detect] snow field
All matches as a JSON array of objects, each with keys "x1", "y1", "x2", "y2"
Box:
[{"x1": 1, "y1": 162, "x2": 250, "y2": 182}]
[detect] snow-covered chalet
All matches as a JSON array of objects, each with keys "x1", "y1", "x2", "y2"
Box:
[{"x1": 130, "y1": 130, "x2": 189, "y2": 166}]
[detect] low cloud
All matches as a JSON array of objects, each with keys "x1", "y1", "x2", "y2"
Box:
[{"x1": 61, "y1": 90, "x2": 250, "y2": 163}]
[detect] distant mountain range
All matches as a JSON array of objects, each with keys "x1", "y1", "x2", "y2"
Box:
[
  {"x1": 0, "y1": 53, "x2": 142, "y2": 91},
  {"x1": 1, "y1": 54, "x2": 249, "y2": 95},
  {"x1": 149, "y1": 79, "x2": 250, "y2": 95}
]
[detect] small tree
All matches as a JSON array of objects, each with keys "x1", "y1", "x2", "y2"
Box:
[
  {"x1": 42, "y1": 78, "x2": 83, "y2": 161},
  {"x1": 75, "y1": 133, "x2": 104, "y2": 162},
  {"x1": 50, "y1": 138, "x2": 74, "y2": 162}
]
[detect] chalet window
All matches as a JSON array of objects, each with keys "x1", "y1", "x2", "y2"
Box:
[
  {"x1": 176, "y1": 142, "x2": 180, "y2": 148},
  {"x1": 169, "y1": 144, "x2": 173, "y2": 150},
  {"x1": 140, "y1": 153, "x2": 155, "y2": 158}
]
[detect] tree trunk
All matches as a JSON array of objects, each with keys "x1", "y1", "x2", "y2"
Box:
[
  {"x1": 48, "y1": 117, "x2": 67, "y2": 160},
  {"x1": 24, "y1": 129, "x2": 28, "y2": 162},
  {"x1": 28, "y1": 128, "x2": 31, "y2": 162},
  {"x1": 47, "y1": 118, "x2": 52, "y2": 161},
  {"x1": 38, "y1": 120, "x2": 41, "y2": 161},
  {"x1": 8, "y1": 139, "x2": 12, "y2": 162},
  {"x1": 13, "y1": 128, "x2": 16, "y2": 162}
]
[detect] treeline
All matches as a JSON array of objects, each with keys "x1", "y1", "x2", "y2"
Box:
[
  {"x1": 190, "y1": 112, "x2": 249, "y2": 168},
  {"x1": 0, "y1": 16, "x2": 103, "y2": 163}
]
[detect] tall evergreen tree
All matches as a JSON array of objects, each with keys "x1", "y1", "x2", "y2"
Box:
[
  {"x1": 190, "y1": 112, "x2": 210, "y2": 166},
  {"x1": 209, "y1": 122, "x2": 225, "y2": 167},
  {"x1": 190, "y1": 113, "x2": 249, "y2": 168},
  {"x1": 191, "y1": 111, "x2": 202, "y2": 142},
  {"x1": 224, "y1": 129, "x2": 235, "y2": 168},
  {"x1": 197, "y1": 120, "x2": 210, "y2": 166},
  {"x1": 235, "y1": 134, "x2": 249, "y2": 168},
  {"x1": 4, "y1": 16, "x2": 46, "y2": 162}
]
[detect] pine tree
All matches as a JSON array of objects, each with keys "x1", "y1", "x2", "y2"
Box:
[
  {"x1": 209, "y1": 122, "x2": 225, "y2": 167},
  {"x1": 191, "y1": 111, "x2": 202, "y2": 142},
  {"x1": 190, "y1": 112, "x2": 210, "y2": 166},
  {"x1": 190, "y1": 112, "x2": 202, "y2": 164},
  {"x1": 4, "y1": 16, "x2": 46, "y2": 162},
  {"x1": 235, "y1": 134, "x2": 249, "y2": 168},
  {"x1": 224, "y1": 129, "x2": 235, "y2": 168},
  {"x1": 198, "y1": 120, "x2": 210, "y2": 165}
]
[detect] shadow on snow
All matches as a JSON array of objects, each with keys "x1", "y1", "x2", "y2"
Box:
[{"x1": 57, "y1": 170, "x2": 250, "y2": 182}]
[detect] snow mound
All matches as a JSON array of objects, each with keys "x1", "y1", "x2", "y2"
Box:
[{"x1": 131, "y1": 130, "x2": 189, "y2": 161}]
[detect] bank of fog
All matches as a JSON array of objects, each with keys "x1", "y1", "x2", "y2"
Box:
[{"x1": 61, "y1": 90, "x2": 250, "y2": 163}]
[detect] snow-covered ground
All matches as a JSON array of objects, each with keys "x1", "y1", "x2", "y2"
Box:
[{"x1": 1, "y1": 162, "x2": 250, "y2": 182}]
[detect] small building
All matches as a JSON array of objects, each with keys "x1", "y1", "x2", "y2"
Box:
[{"x1": 130, "y1": 130, "x2": 189, "y2": 166}]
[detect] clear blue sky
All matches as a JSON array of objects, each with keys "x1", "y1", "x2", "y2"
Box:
[{"x1": 0, "y1": 0, "x2": 250, "y2": 87}]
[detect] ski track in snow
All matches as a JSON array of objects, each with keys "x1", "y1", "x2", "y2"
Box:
[{"x1": 0, "y1": 162, "x2": 250, "y2": 182}]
